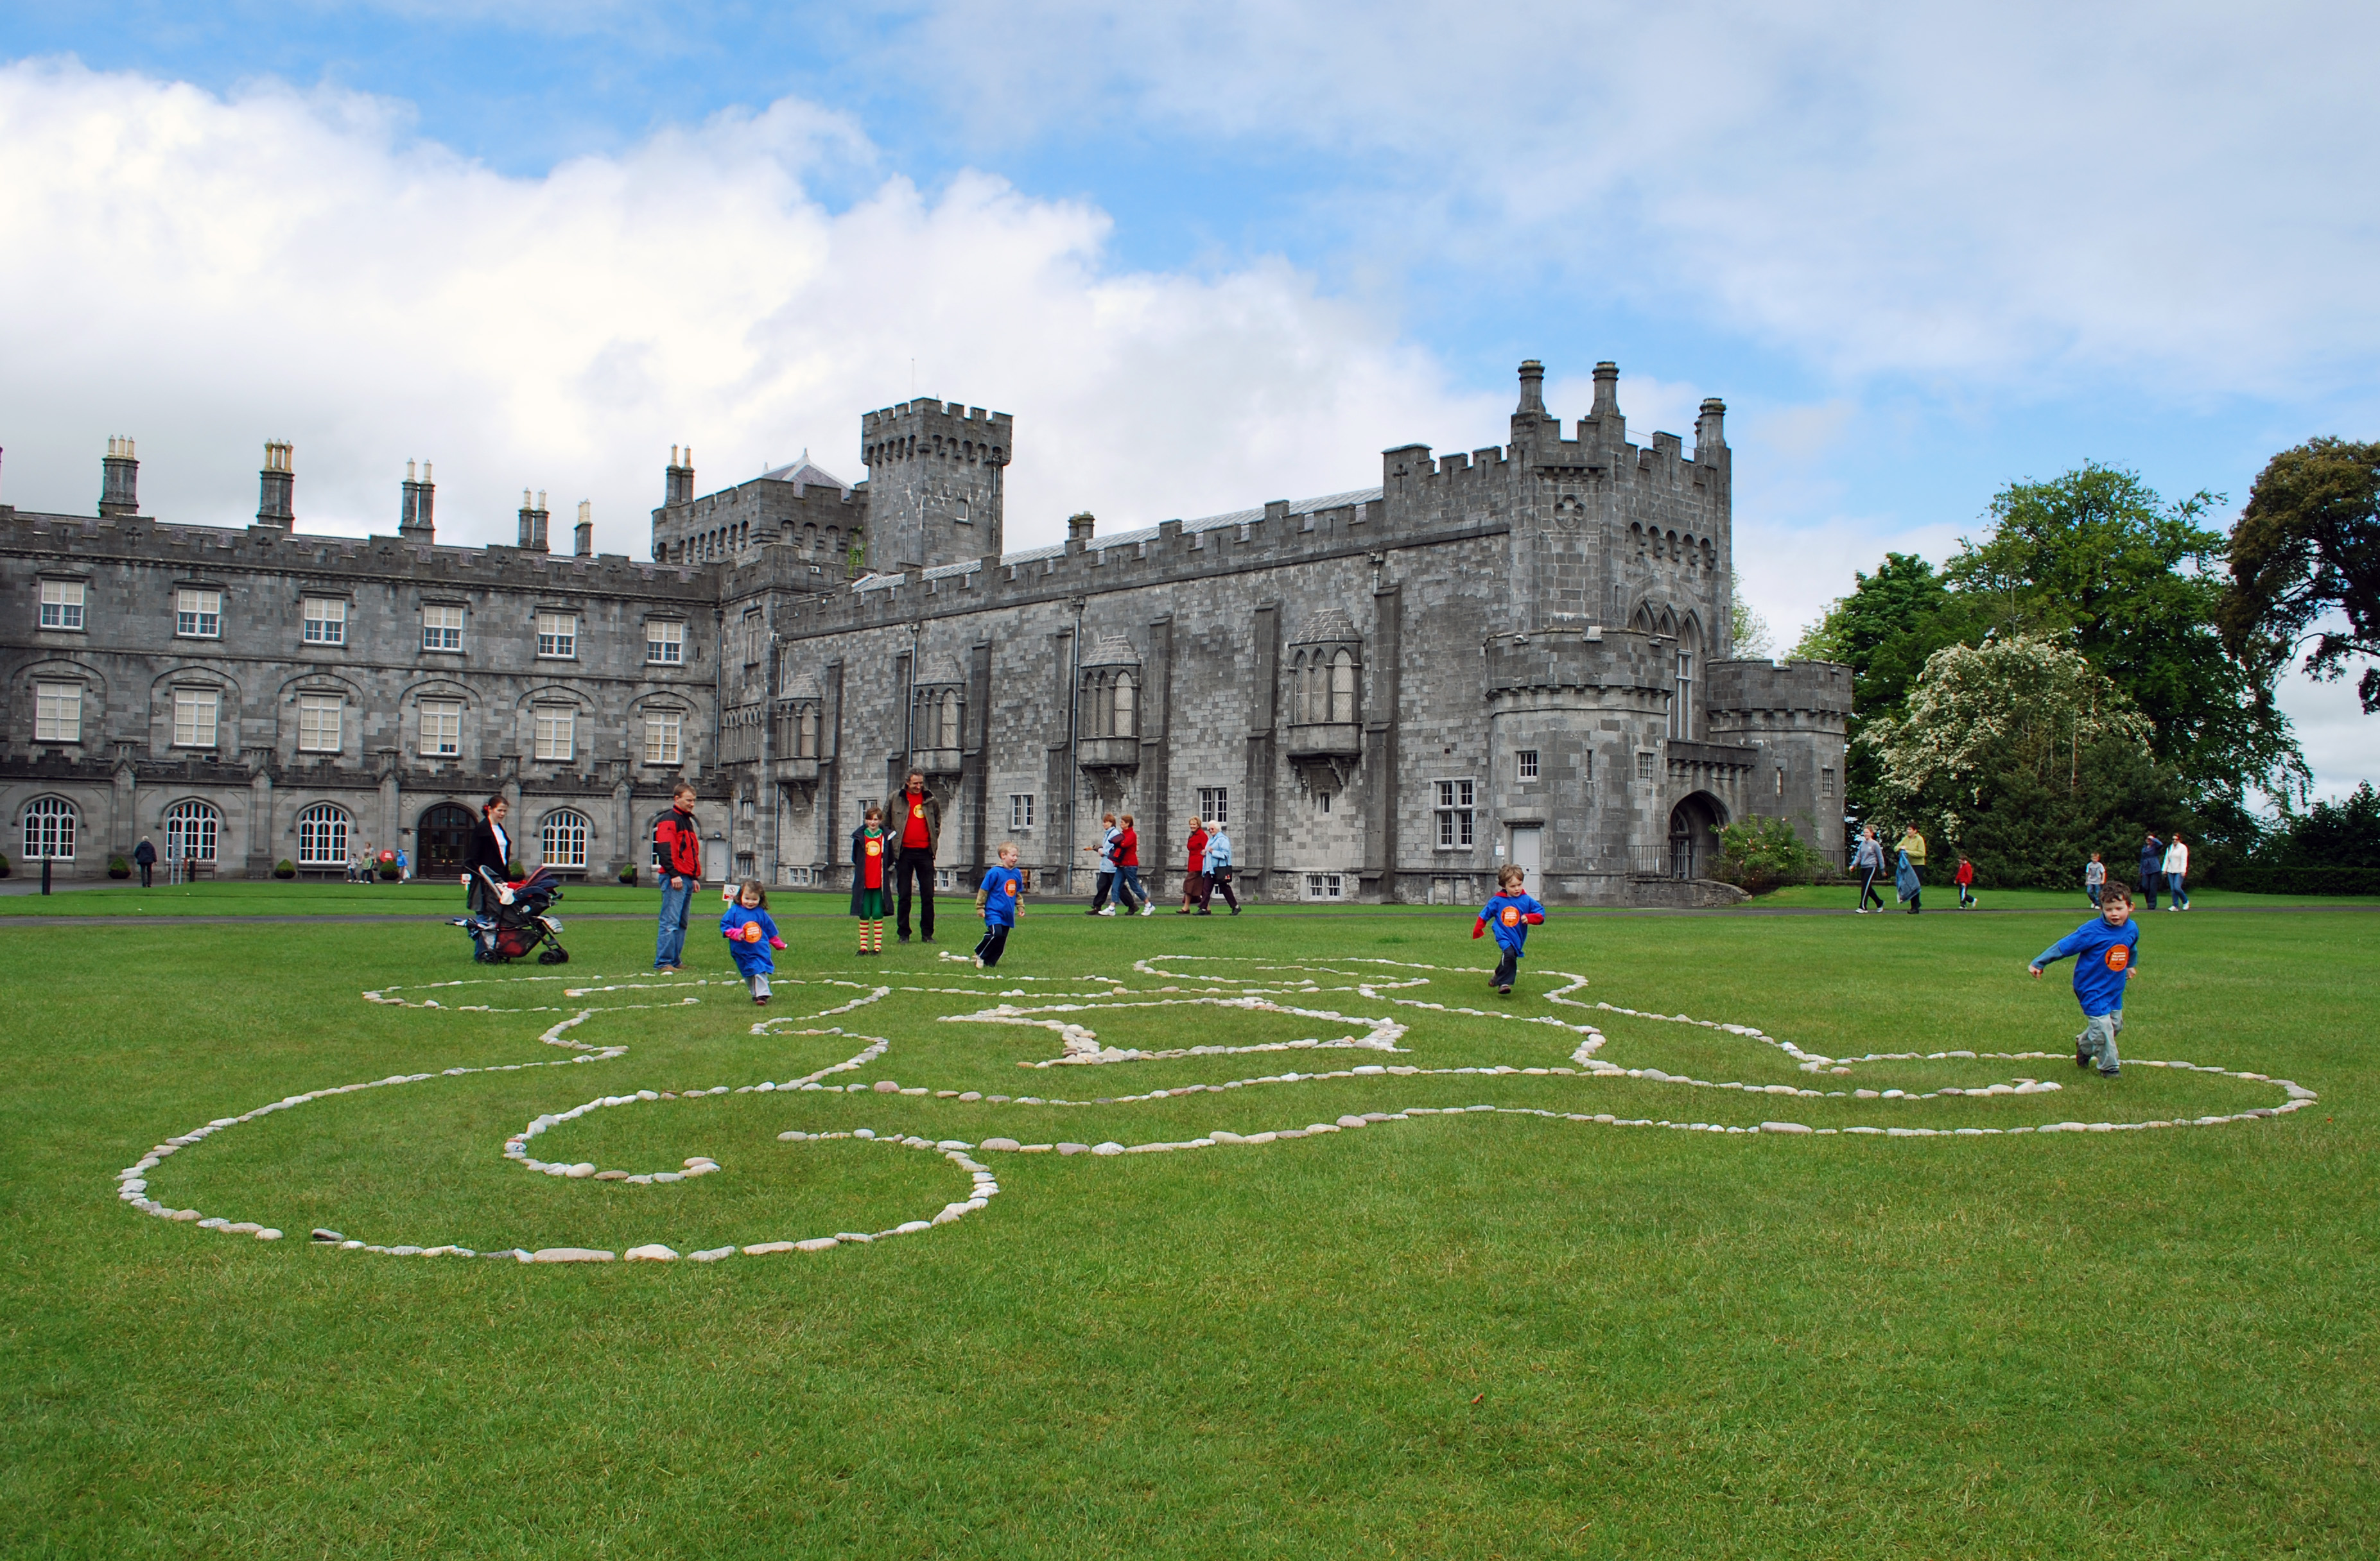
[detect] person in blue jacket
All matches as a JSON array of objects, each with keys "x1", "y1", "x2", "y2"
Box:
[
  {"x1": 1472, "y1": 864, "x2": 1547, "y2": 996},
  {"x1": 973, "y1": 842, "x2": 1024, "y2": 969},
  {"x1": 720, "y1": 878, "x2": 785, "y2": 1005},
  {"x1": 2029, "y1": 881, "x2": 2141, "y2": 1077}
]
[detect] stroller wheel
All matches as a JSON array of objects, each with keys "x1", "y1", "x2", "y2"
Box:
[{"x1": 538, "y1": 946, "x2": 570, "y2": 965}]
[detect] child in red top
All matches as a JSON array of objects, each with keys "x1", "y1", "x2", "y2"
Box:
[
  {"x1": 849, "y1": 806, "x2": 889, "y2": 954},
  {"x1": 1955, "y1": 856, "x2": 1977, "y2": 910}
]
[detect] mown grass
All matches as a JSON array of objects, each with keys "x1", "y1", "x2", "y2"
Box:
[{"x1": 1, "y1": 895, "x2": 2374, "y2": 1558}]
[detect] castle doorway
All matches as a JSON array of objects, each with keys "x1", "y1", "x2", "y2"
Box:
[
  {"x1": 1667, "y1": 793, "x2": 1727, "y2": 879},
  {"x1": 417, "y1": 803, "x2": 474, "y2": 879}
]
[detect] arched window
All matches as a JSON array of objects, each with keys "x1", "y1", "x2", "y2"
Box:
[
  {"x1": 296, "y1": 802, "x2": 350, "y2": 867},
  {"x1": 541, "y1": 808, "x2": 589, "y2": 869},
  {"x1": 796, "y1": 705, "x2": 819, "y2": 757},
  {"x1": 1672, "y1": 621, "x2": 1700, "y2": 740},
  {"x1": 1111, "y1": 671, "x2": 1136, "y2": 738},
  {"x1": 1330, "y1": 650, "x2": 1357, "y2": 723},
  {"x1": 937, "y1": 689, "x2": 961, "y2": 749},
  {"x1": 21, "y1": 795, "x2": 76, "y2": 859},
  {"x1": 164, "y1": 798, "x2": 219, "y2": 861}
]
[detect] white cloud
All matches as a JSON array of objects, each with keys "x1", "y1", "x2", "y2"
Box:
[
  {"x1": 0, "y1": 59, "x2": 1513, "y2": 556},
  {"x1": 887, "y1": 0, "x2": 2380, "y2": 398}
]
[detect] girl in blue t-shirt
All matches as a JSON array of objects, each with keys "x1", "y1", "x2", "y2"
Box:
[
  {"x1": 720, "y1": 879, "x2": 786, "y2": 1004},
  {"x1": 1472, "y1": 865, "x2": 1547, "y2": 996}
]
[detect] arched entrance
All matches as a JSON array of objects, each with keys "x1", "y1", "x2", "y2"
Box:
[
  {"x1": 417, "y1": 803, "x2": 474, "y2": 879},
  {"x1": 1667, "y1": 792, "x2": 1728, "y2": 879}
]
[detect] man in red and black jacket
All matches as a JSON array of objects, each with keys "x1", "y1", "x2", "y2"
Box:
[
  {"x1": 892, "y1": 768, "x2": 942, "y2": 944},
  {"x1": 652, "y1": 782, "x2": 704, "y2": 972}
]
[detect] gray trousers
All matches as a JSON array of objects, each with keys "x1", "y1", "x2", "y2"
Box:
[{"x1": 2078, "y1": 1010, "x2": 2123, "y2": 1073}]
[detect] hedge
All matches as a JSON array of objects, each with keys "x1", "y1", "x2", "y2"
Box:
[{"x1": 2209, "y1": 865, "x2": 2380, "y2": 897}]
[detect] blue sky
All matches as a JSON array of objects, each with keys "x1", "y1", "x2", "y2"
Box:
[{"x1": 1, "y1": 0, "x2": 2373, "y2": 793}]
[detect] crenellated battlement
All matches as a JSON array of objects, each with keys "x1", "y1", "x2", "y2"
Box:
[
  {"x1": 1703, "y1": 659, "x2": 1854, "y2": 717},
  {"x1": 1482, "y1": 626, "x2": 1671, "y2": 696},
  {"x1": 0, "y1": 508, "x2": 715, "y2": 603}
]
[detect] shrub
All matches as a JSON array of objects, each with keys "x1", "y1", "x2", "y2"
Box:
[
  {"x1": 378, "y1": 861, "x2": 401, "y2": 881},
  {"x1": 1714, "y1": 817, "x2": 1824, "y2": 897},
  {"x1": 108, "y1": 856, "x2": 131, "y2": 879},
  {"x1": 0, "y1": 852, "x2": 11, "y2": 878},
  {"x1": 2209, "y1": 865, "x2": 2380, "y2": 897},
  {"x1": 274, "y1": 859, "x2": 297, "y2": 879},
  {"x1": 505, "y1": 860, "x2": 526, "y2": 879},
  {"x1": 618, "y1": 865, "x2": 639, "y2": 885}
]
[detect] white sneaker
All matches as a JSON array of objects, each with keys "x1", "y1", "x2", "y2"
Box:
[
  {"x1": 1097, "y1": 906, "x2": 1117, "y2": 917},
  {"x1": 1140, "y1": 902, "x2": 1154, "y2": 915},
  {"x1": 972, "y1": 954, "x2": 984, "y2": 969}
]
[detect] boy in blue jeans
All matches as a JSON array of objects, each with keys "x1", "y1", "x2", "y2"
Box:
[
  {"x1": 2029, "y1": 882, "x2": 2140, "y2": 1077},
  {"x1": 1472, "y1": 865, "x2": 1546, "y2": 996},
  {"x1": 974, "y1": 842, "x2": 1024, "y2": 969}
]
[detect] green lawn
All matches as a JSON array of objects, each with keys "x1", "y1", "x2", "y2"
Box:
[{"x1": 3, "y1": 895, "x2": 2374, "y2": 1557}]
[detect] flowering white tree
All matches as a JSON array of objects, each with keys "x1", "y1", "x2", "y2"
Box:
[{"x1": 1861, "y1": 635, "x2": 2153, "y2": 840}]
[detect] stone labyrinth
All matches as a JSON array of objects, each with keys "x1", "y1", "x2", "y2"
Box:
[{"x1": 114, "y1": 954, "x2": 2320, "y2": 1264}]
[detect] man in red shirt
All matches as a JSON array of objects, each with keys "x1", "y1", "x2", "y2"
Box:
[
  {"x1": 651, "y1": 782, "x2": 703, "y2": 973},
  {"x1": 892, "y1": 768, "x2": 942, "y2": 944}
]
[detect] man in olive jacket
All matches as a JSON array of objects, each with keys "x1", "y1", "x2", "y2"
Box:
[{"x1": 891, "y1": 769, "x2": 942, "y2": 944}]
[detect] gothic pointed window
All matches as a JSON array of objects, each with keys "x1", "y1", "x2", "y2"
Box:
[
  {"x1": 937, "y1": 689, "x2": 961, "y2": 749},
  {"x1": 1112, "y1": 671, "x2": 1136, "y2": 739},
  {"x1": 1330, "y1": 649, "x2": 1357, "y2": 723}
]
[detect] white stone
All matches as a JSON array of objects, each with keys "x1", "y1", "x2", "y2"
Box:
[
  {"x1": 625, "y1": 1245, "x2": 679, "y2": 1261},
  {"x1": 690, "y1": 1246, "x2": 736, "y2": 1261},
  {"x1": 895, "y1": 1221, "x2": 932, "y2": 1234},
  {"x1": 566, "y1": 1164, "x2": 596, "y2": 1178},
  {"x1": 255, "y1": 1228, "x2": 284, "y2": 1240},
  {"x1": 795, "y1": 1237, "x2": 842, "y2": 1252},
  {"x1": 979, "y1": 1137, "x2": 1023, "y2": 1152},
  {"x1": 742, "y1": 1241, "x2": 795, "y2": 1255},
  {"x1": 1091, "y1": 1142, "x2": 1125, "y2": 1155},
  {"x1": 532, "y1": 1247, "x2": 615, "y2": 1263},
  {"x1": 1335, "y1": 1116, "x2": 1368, "y2": 1128}
]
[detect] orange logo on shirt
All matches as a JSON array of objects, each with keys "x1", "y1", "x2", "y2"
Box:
[
  {"x1": 1500, "y1": 906, "x2": 1521, "y2": 927},
  {"x1": 2105, "y1": 945, "x2": 2130, "y2": 972},
  {"x1": 912, "y1": 804, "x2": 925, "y2": 819},
  {"x1": 865, "y1": 840, "x2": 882, "y2": 858}
]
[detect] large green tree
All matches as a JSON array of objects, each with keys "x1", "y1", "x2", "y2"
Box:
[{"x1": 2219, "y1": 436, "x2": 2380, "y2": 713}]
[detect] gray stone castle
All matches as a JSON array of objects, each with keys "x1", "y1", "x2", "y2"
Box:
[{"x1": 1, "y1": 361, "x2": 1849, "y2": 902}]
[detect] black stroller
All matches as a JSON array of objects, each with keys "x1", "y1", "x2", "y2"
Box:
[{"x1": 455, "y1": 865, "x2": 570, "y2": 964}]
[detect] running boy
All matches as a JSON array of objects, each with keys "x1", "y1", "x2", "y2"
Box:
[
  {"x1": 1472, "y1": 865, "x2": 1547, "y2": 996},
  {"x1": 720, "y1": 879, "x2": 786, "y2": 1005},
  {"x1": 974, "y1": 841, "x2": 1025, "y2": 969},
  {"x1": 2028, "y1": 882, "x2": 2141, "y2": 1078},
  {"x1": 2084, "y1": 852, "x2": 2106, "y2": 908},
  {"x1": 1954, "y1": 856, "x2": 1977, "y2": 910},
  {"x1": 849, "y1": 804, "x2": 889, "y2": 955}
]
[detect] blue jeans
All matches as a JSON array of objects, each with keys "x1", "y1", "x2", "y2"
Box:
[
  {"x1": 656, "y1": 878, "x2": 693, "y2": 969},
  {"x1": 2167, "y1": 872, "x2": 2188, "y2": 908},
  {"x1": 1114, "y1": 865, "x2": 1147, "y2": 910}
]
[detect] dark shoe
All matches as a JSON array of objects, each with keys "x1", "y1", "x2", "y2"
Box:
[
  {"x1": 1230, "y1": 908, "x2": 1240, "y2": 915},
  {"x1": 2098, "y1": 1067, "x2": 2121, "y2": 1078},
  {"x1": 898, "y1": 935, "x2": 911, "y2": 944},
  {"x1": 921, "y1": 936, "x2": 935, "y2": 944},
  {"x1": 1196, "y1": 910, "x2": 1213, "y2": 916},
  {"x1": 2076, "y1": 1041, "x2": 2091, "y2": 1069},
  {"x1": 1497, "y1": 985, "x2": 1513, "y2": 997}
]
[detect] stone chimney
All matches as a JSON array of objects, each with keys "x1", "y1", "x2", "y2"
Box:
[
  {"x1": 665, "y1": 444, "x2": 694, "y2": 507},
  {"x1": 100, "y1": 435, "x2": 139, "y2": 517},
  {"x1": 517, "y1": 488, "x2": 550, "y2": 553},
  {"x1": 1067, "y1": 511, "x2": 1096, "y2": 544},
  {"x1": 399, "y1": 459, "x2": 435, "y2": 541},
  {"x1": 574, "y1": 499, "x2": 593, "y2": 557},
  {"x1": 1516, "y1": 359, "x2": 1547, "y2": 417},
  {"x1": 256, "y1": 440, "x2": 295, "y2": 528},
  {"x1": 1590, "y1": 361, "x2": 1620, "y2": 418}
]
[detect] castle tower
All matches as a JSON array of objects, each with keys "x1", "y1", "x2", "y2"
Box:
[
  {"x1": 99, "y1": 436, "x2": 139, "y2": 517},
  {"x1": 860, "y1": 399, "x2": 1010, "y2": 571},
  {"x1": 399, "y1": 460, "x2": 435, "y2": 541},
  {"x1": 256, "y1": 441, "x2": 294, "y2": 528}
]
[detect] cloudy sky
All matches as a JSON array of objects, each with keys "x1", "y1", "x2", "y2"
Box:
[{"x1": 1, "y1": 1, "x2": 2372, "y2": 795}]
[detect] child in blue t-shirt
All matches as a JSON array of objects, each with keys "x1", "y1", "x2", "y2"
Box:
[
  {"x1": 1472, "y1": 865, "x2": 1547, "y2": 996},
  {"x1": 973, "y1": 842, "x2": 1025, "y2": 969},
  {"x1": 2028, "y1": 882, "x2": 2141, "y2": 1076},
  {"x1": 720, "y1": 879, "x2": 786, "y2": 1005}
]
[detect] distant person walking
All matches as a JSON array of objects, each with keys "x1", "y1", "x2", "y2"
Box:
[
  {"x1": 2163, "y1": 832, "x2": 2191, "y2": 911},
  {"x1": 1852, "y1": 826, "x2": 1885, "y2": 913},
  {"x1": 2137, "y1": 832, "x2": 2164, "y2": 911},
  {"x1": 397, "y1": 846, "x2": 411, "y2": 882},
  {"x1": 1178, "y1": 818, "x2": 1210, "y2": 913},
  {"x1": 133, "y1": 836, "x2": 156, "y2": 888},
  {"x1": 1954, "y1": 856, "x2": 1977, "y2": 910},
  {"x1": 1201, "y1": 821, "x2": 1239, "y2": 914},
  {"x1": 1109, "y1": 813, "x2": 1151, "y2": 915},
  {"x1": 892, "y1": 770, "x2": 941, "y2": 945},
  {"x1": 1082, "y1": 812, "x2": 1120, "y2": 915},
  {"x1": 464, "y1": 796, "x2": 512, "y2": 953},
  {"x1": 652, "y1": 782, "x2": 702, "y2": 974},
  {"x1": 2085, "y1": 852, "x2": 2106, "y2": 908},
  {"x1": 1896, "y1": 825, "x2": 1927, "y2": 915}
]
